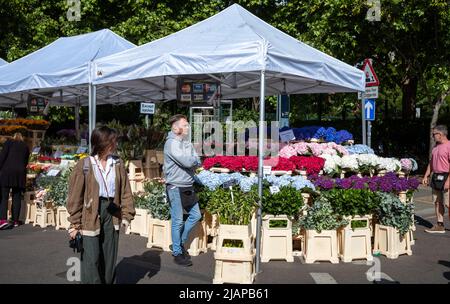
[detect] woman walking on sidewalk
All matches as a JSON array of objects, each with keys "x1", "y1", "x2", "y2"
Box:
[
  {"x1": 0, "y1": 133, "x2": 30, "y2": 230},
  {"x1": 67, "y1": 126, "x2": 135, "y2": 284}
]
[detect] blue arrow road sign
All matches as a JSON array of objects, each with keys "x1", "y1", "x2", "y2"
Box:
[{"x1": 364, "y1": 99, "x2": 375, "y2": 121}]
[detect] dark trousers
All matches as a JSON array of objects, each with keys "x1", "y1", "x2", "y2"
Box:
[
  {"x1": 0, "y1": 187, "x2": 22, "y2": 221},
  {"x1": 81, "y1": 198, "x2": 119, "y2": 284}
]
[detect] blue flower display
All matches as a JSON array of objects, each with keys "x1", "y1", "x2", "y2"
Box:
[
  {"x1": 346, "y1": 144, "x2": 375, "y2": 155},
  {"x1": 287, "y1": 126, "x2": 353, "y2": 144}
]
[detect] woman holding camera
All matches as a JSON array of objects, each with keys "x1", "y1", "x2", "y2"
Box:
[{"x1": 67, "y1": 126, "x2": 135, "y2": 284}]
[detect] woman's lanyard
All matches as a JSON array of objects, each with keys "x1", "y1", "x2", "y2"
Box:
[{"x1": 95, "y1": 157, "x2": 113, "y2": 198}]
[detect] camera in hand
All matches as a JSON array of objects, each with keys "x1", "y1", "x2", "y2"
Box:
[{"x1": 69, "y1": 232, "x2": 83, "y2": 253}]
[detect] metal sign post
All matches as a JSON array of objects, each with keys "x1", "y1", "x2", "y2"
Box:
[{"x1": 362, "y1": 99, "x2": 366, "y2": 145}]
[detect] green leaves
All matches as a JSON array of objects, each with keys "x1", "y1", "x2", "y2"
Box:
[
  {"x1": 205, "y1": 186, "x2": 258, "y2": 225},
  {"x1": 321, "y1": 188, "x2": 381, "y2": 217},
  {"x1": 376, "y1": 192, "x2": 414, "y2": 236},
  {"x1": 135, "y1": 179, "x2": 170, "y2": 220},
  {"x1": 262, "y1": 185, "x2": 304, "y2": 217},
  {"x1": 299, "y1": 197, "x2": 349, "y2": 233}
]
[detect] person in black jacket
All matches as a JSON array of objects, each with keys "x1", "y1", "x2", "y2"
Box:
[{"x1": 0, "y1": 133, "x2": 30, "y2": 230}]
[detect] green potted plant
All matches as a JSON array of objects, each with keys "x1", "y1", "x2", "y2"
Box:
[
  {"x1": 320, "y1": 189, "x2": 378, "y2": 263},
  {"x1": 299, "y1": 197, "x2": 348, "y2": 264},
  {"x1": 143, "y1": 179, "x2": 171, "y2": 251},
  {"x1": 373, "y1": 193, "x2": 414, "y2": 259},
  {"x1": 260, "y1": 184, "x2": 304, "y2": 263},
  {"x1": 45, "y1": 168, "x2": 72, "y2": 230}
]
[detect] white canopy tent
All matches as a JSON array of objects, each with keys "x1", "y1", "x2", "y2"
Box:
[
  {"x1": 0, "y1": 58, "x2": 7, "y2": 66},
  {"x1": 0, "y1": 29, "x2": 148, "y2": 145},
  {"x1": 91, "y1": 3, "x2": 365, "y2": 273}
]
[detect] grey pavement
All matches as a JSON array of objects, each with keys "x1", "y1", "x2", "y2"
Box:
[{"x1": 0, "y1": 184, "x2": 449, "y2": 284}]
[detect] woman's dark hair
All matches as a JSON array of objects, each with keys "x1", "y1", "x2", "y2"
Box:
[{"x1": 90, "y1": 126, "x2": 118, "y2": 157}]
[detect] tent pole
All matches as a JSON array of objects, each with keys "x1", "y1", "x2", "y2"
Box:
[
  {"x1": 75, "y1": 98, "x2": 80, "y2": 141},
  {"x1": 88, "y1": 84, "x2": 96, "y2": 153},
  {"x1": 255, "y1": 70, "x2": 265, "y2": 274}
]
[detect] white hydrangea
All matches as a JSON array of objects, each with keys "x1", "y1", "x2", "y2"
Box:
[
  {"x1": 320, "y1": 154, "x2": 341, "y2": 174},
  {"x1": 377, "y1": 157, "x2": 402, "y2": 172},
  {"x1": 340, "y1": 155, "x2": 359, "y2": 171},
  {"x1": 357, "y1": 154, "x2": 379, "y2": 168}
]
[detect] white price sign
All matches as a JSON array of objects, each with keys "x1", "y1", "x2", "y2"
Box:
[
  {"x1": 279, "y1": 129, "x2": 295, "y2": 142},
  {"x1": 263, "y1": 166, "x2": 272, "y2": 175},
  {"x1": 47, "y1": 169, "x2": 60, "y2": 177},
  {"x1": 140, "y1": 102, "x2": 155, "y2": 115},
  {"x1": 269, "y1": 186, "x2": 280, "y2": 194}
]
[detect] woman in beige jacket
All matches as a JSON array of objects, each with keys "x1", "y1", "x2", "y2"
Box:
[{"x1": 67, "y1": 126, "x2": 135, "y2": 284}]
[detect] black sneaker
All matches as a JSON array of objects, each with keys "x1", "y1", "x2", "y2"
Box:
[
  {"x1": 169, "y1": 244, "x2": 191, "y2": 259},
  {"x1": 173, "y1": 254, "x2": 193, "y2": 267}
]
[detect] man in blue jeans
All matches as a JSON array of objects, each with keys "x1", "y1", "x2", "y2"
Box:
[{"x1": 163, "y1": 114, "x2": 202, "y2": 266}]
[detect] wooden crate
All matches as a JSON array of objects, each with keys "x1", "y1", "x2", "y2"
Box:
[
  {"x1": 373, "y1": 224, "x2": 412, "y2": 259},
  {"x1": 55, "y1": 206, "x2": 70, "y2": 230},
  {"x1": 338, "y1": 216, "x2": 373, "y2": 263},
  {"x1": 126, "y1": 208, "x2": 150, "y2": 237},
  {"x1": 185, "y1": 221, "x2": 208, "y2": 256},
  {"x1": 33, "y1": 207, "x2": 55, "y2": 228},
  {"x1": 261, "y1": 215, "x2": 293, "y2": 262},
  {"x1": 146, "y1": 218, "x2": 172, "y2": 251},
  {"x1": 303, "y1": 229, "x2": 339, "y2": 264}
]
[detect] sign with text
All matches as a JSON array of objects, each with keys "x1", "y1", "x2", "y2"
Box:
[
  {"x1": 279, "y1": 129, "x2": 295, "y2": 142},
  {"x1": 358, "y1": 86, "x2": 378, "y2": 99},
  {"x1": 263, "y1": 166, "x2": 272, "y2": 176},
  {"x1": 140, "y1": 102, "x2": 155, "y2": 115}
]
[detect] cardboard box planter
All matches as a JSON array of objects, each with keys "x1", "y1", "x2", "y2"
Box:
[
  {"x1": 126, "y1": 208, "x2": 151, "y2": 237},
  {"x1": 55, "y1": 206, "x2": 70, "y2": 230},
  {"x1": 213, "y1": 223, "x2": 255, "y2": 284},
  {"x1": 302, "y1": 229, "x2": 339, "y2": 264},
  {"x1": 373, "y1": 224, "x2": 412, "y2": 259},
  {"x1": 185, "y1": 221, "x2": 208, "y2": 256},
  {"x1": 261, "y1": 215, "x2": 294, "y2": 263},
  {"x1": 338, "y1": 216, "x2": 373, "y2": 263},
  {"x1": 146, "y1": 218, "x2": 172, "y2": 252},
  {"x1": 24, "y1": 191, "x2": 37, "y2": 224}
]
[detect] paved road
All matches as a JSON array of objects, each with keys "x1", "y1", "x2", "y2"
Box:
[{"x1": 0, "y1": 185, "x2": 449, "y2": 284}]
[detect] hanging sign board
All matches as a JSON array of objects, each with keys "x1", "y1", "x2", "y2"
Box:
[
  {"x1": 140, "y1": 102, "x2": 155, "y2": 115},
  {"x1": 177, "y1": 79, "x2": 220, "y2": 103},
  {"x1": 27, "y1": 95, "x2": 49, "y2": 114}
]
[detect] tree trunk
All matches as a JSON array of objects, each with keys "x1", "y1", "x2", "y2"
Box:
[
  {"x1": 429, "y1": 88, "x2": 450, "y2": 157},
  {"x1": 252, "y1": 97, "x2": 259, "y2": 112},
  {"x1": 401, "y1": 75, "x2": 418, "y2": 120}
]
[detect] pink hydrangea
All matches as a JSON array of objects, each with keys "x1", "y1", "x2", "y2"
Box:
[{"x1": 279, "y1": 145, "x2": 297, "y2": 158}]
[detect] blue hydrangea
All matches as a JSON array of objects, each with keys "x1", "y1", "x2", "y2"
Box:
[
  {"x1": 195, "y1": 170, "x2": 223, "y2": 190},
  {"x1": 291, "y1": 176, "x2": 316, "y2": 191},
  {"x1": 239, "y1": 176, "x2": 258, "y2": 192},
  {"x1": 346, "y1": 144, "x2": 374, "y2": 155}
]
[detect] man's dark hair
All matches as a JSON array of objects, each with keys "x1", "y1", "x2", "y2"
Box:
[
  {"x1": 91, "y1": 126, "x2": 118, "y2": 157},
  {"x1": 169, "y1": 114, "x2": 187, "y2": 128},
  {"x1": 433, "y1": 125, "x2": 448, "y2": 137}
]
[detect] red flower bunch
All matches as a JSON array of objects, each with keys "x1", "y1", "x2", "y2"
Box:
[
  {"x1": 38, "y1": 156, "x2": 61, "y2": 163},
  {"x1": 263, "y1": 157, "x2": 295, "y2": 171},
  {"x1": 289, "y1": 156, "x2": 325, "y2": 175},
  {"x1": 243, "y1": 156, "x2": 258, "y2": 171}
]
